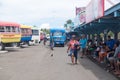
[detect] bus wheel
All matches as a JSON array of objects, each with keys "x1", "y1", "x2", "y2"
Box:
[
  {"x1": 0, "y1": 43, "x2": 5, "y2": 50},
  {"x1": 27, "y1": 42, "x2": 30, "y2": 46},
  {"x1": 17, "y1": 43, "x2": 20, "y2": 47}
]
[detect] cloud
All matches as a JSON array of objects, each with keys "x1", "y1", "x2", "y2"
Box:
[
  {"x1": 40, "y1": 23, "x2": 50, "y2": 29},
  {"x1": 0, "y1": 0, "x2": 91, "y2": 26},
  {"x1": 1, "y1": 0, "x2": 119, "y2": 27}
]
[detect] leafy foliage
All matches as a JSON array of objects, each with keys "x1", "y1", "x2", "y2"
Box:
[{"x1": 41, "y1": 29, "x2": 50, "y2": 34}]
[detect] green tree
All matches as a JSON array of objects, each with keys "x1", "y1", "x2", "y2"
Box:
[
  {"x1": 41, "y1": 29, "x2": 43, "y2": 31},
  {"x1": 41, "y1": 29, "x2": 50, "y2": 34},
  {"x1": 66, "y1": 19, "x2": 72, "y2": 24},
  {"x1": 33, "y1": 25, "x2": 37, "y2": 27},
  {"x1": 64, "y1": 24, "x2": 67, "y2": 29}
]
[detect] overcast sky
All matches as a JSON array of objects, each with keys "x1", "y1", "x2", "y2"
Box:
[{"x1": 0, "y1": 0, "x2": 119, "y2": 28}]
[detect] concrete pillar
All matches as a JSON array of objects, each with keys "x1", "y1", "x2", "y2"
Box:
[
  {"x1": 87, "y1": 34, "x2": 90, "y2": 40},
  {"x1": 114, "y1": 32, "x2": 118, "y2": 40}
]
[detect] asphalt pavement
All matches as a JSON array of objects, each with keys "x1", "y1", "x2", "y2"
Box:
[{"x1": 0, "y1": 43, "x2": 118, "y2": 80}]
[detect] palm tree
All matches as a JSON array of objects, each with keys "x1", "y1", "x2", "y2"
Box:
[
  {"x1": 66, "y1": 19, "x2": 72, "y2": 24},
  {"x1": 64, "y1": 24, "x2": 67, "y2": 29}
]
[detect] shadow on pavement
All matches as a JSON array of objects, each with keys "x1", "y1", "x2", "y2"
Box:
[{"x1": 78, "y1": 56, "x2": 118, "y2": 80}]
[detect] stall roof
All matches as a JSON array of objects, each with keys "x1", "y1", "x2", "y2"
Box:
[
  {"x1": 75, "y1": 2, "x2": 120, "y2": 34},
  {"x1": 0, "y1": 21, "x2": 20, "y2": 27}
]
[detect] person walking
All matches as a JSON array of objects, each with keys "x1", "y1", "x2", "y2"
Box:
[
  {"x1": 39, "y1": 33, "x2": 44, "y2": 44},
  {"x1": 50, "y1": 34, "x2": 54, "y2": 56},
  {"x1": 43, "y1": 34, "x2": 47, "y2": 45},
  {"x1": 67, "y1": 35, "x2": 79, "y2": 64},
  {"x1": 79, "y1": 34, "x2": 87, "y2": 58},
  {"x1": 50, "y1": 35, "x2": 54, "y2": 51}
]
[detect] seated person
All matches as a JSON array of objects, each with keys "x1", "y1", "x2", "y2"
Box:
[
  {"x1": 99, "y1": 43, "x2": 107, "y2": 63},
  {"x1": 113, "y1": 41, "x2": 120, "y2": 75},
  {"x1": 93, "y1": 43, "x2": 101, "y2": 59},
  {"x1": 106, "y1": 43, "x2": 118, "y2": 71}
]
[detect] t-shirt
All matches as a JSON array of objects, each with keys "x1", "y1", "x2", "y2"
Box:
[
  {"x1": 105, "y1": 39, "x2": 115, "y2": 50},
  {"x1": 69, "y1": 40, "x2": 79, "y2": 50},
  {"x1": 79, "y1": 38, "x2": 87, "y2": 48},
  {"x1": 40, "y1": 35, "x2": 44, "y2": 40}
]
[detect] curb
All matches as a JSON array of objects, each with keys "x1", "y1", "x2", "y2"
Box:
[
  {"x1": 86, "y1": 55, "x2": 120, "y2": 80},
  {"x1": 0, "y1": 51, "x2": 8, "y2": 54}
]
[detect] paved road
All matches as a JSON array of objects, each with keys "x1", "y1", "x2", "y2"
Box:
[{"x1": 0, "y1": 44, "x2": 118, "y2": 80}]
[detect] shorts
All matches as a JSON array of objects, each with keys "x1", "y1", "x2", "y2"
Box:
[
  {"x1": 68, "y1": 49, "x2": 74, "y2": 56},
  {"x1": 68, "y1": 49, "x2": 78, "y2": 60},
  {"x1": 108, "y1": 57, "x2": 114, "y2": 61}
]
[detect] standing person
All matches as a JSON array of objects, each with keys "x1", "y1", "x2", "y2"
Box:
[
  {"x1": 43, "y1": 34, "x2": 47, "y2": 45},
  {"x1": 79, "y1": 34, "x2": 87, "y2": 58},
  {"x1": 50, "y1": 34, "x2": 54, "y2": 56},
  {"x1": 39, "y1": 33, "x2": 44, "y2": 44},
  {"x1": 67, "y1": 35, "x2": 79, "y2": 64},
  {"x1": 50, "y1": 34, "x2": 54, "y2": 51}
]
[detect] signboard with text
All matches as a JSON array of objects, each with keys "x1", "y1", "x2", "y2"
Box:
[
  {"x1": 86, "y1": 0, "x2": 104, "y2": 23},
  {"x1": 76, "y1": 7, "x2": 86, "y2": 24}
]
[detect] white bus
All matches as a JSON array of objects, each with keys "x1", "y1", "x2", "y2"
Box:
[{"x1": 30, "y1": 27, "x2": 43, "y2": 45}]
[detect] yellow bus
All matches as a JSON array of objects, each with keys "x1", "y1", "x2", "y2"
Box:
[
  {"x1": 18, "y1": 25, "x2": 32, "y2": 47},
  {"x1": 0, "y1": 21, "x2": 21, "y2": 50}
]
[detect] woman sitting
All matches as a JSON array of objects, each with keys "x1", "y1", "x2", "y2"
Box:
[{"x1": 99, "y1": 43, "x2": 108, "y2": 63}]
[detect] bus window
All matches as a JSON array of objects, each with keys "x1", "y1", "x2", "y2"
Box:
[
  {"x1": 53, "y1": 32, "x2": 62, "y2": 36},
  {"x1": 21, "y1": 28, "x2": 24, "y2": 33},
  {"x1": 12, "y1": 26, "x2": 15, "y2": 32},
  {"x1": 27, "y1": 29, "x2": 32, "y2": 34},
  {"x1": 21, "y1": 28, "x2": 26, "y2": 34},
  {"x1": 32, "y1": 30, "x2": 39, "y2": 35},
  {"x1": 16, "y1": 27, "x2": 20, "y2": 33},
  {"x1": 63, "y1": 33, "x2": 66, "y2": 36},
  {"x1": 6, "y1": 26, "x2": 11, "y2": 32},
  {"x1": 0, "y1": 27, "x2": 5, "y2": 32},
  {"x1": 25, "y1": 29, "x2": 28, "y2": 34}
]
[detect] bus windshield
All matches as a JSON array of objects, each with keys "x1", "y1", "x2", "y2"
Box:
[
  {"x1": 32, "y1": 30, "x2": 39, "y2": 35},
  {"x1": 53, "y1": 31, "x2": 62, "y2": 36}
]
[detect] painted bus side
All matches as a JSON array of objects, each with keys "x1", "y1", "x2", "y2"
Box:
[
  {"x1": 19, "y1": 25, "x2": 32, "y2": 46},
  {"x1": 0, "y1": 21, "x2": 21, "y2": 50}
]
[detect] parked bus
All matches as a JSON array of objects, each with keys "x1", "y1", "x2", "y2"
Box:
[
  {"x1": 30, "y1": 27, "x2": 43, "y2": 45},
  {"x1": 18, "y1": 25, "x2": 32, "y2": 47},
  {"x1": 50, "y1": 28, "x2": 66, "y2": 47},
  {"x1": 0, "y1": 21, "x2": 21, "y2": 50}
]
